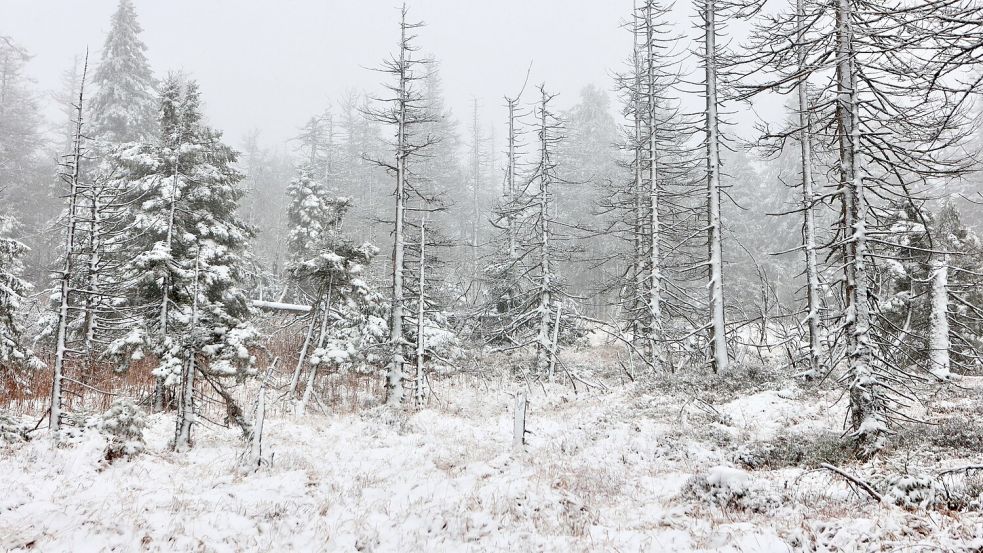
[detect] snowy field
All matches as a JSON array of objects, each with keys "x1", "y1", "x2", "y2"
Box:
[{"x1": 2, "y1": 366, "x2": 983, "y2": 552}]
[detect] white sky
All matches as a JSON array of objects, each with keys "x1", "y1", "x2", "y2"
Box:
[{"x1": 3, "y1": 0, "x2": 659, "y2": 149}]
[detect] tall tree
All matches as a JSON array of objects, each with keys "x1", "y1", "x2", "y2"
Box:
[
  {"x1": 0, "y1": 211, "x2": 44, "y2": 391},
  {"x1": 739, "y1": 0, "x2": 977, "y2": 455},
  {"x1": 0, "y1": 36, "x2": 50, "y2": 286},
  {"x1": 89, "y1": 0, "x2": 157, "y2": 144},
  {"x1": 697, "y1": 0, "x2": 729, "y2": 373},
  {"x1": 109, "y1": 75, "x2": 258, "y2": 443},
  {"x1": 49, "y1": 56, "x2": 90, "y2": 433},
  {"x1": 364, "y1": 6, "x2": 440, "y2": 405}
]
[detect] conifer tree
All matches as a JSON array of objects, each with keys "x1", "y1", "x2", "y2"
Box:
[
  {"x1": 364, "y1": 6, "x2": 447, "y2": 405},
  {"x1": 0, "y1": 212, "x2": 44, "y2": 390},
  {"x1": 109, "y1": 75, "x2": 258, "y2": 438},
  {"x1": 89, "y1": 0, "x2": 157, "y2": 144}
]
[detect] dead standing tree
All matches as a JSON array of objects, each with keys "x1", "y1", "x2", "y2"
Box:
[{"x1": 364, "y1": 4, "x2": 439, "y2": 406}]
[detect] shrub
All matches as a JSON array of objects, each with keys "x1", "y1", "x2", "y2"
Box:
[
  {"x1": 97, "y1": 399, "x2": 147, "y2": 461},
  {"x1": 894, "y1": 416, "x2": 983, "y2": 454},
  {"x1": 872, "y1": 471, "x2": 945, "y2": 510},
  {"x1": 735, "y1": 429, "x2": 853, "y2": 470},
  {"x1": 0, "y1": 411, "x2": 29, "y2": 445},
  {"x1": 680, "y1": 465, "x2": 780, "y2": 513}
]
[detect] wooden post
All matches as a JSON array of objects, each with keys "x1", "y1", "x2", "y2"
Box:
[{"x1": 513, "y1": 391, "x2": 527, "y2": 450}]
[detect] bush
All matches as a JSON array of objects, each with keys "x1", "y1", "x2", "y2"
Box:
[
  {"x1": 680, "y1": 465, "x2": 780, "y2": 513},
  {"x1": 736, "y1": 429, "x2": 853, "y2": 470},
  {"x1": 97, "y1": 399, "x2": 147, "y2": 461},
  {"x1": 894, "y1": 416, "x2": 983, "y2": 453},
  {"x1": 0, "y1": 412, "x2": 29, "y2": 445},
  {"x1": 869, "y1": 471, "x2": 945, "y2": 510},
  {"x1": 943, "y1": 473, "x2": 983, "y2": 512}
]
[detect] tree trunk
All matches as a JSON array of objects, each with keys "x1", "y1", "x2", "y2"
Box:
[
  {"x1": 837, "y1": 0, "x2": 883, "y2": 454},
  {"x1": 644, "y1": 0, "x2": 664, "y2": 371},
  {"x1": 798, "y1": 0, "x2": 822, "y2": 378},
  {"x1": 704, "y1": 0, "x2": 728, "y2": 373},
  {"x1": 534, "y1": 91, "x2": 554, "y2": 376},
  {"x1": 289, "y1": 300, "x2": 320, "y2": 399},
  {"x1": 415, "y1": 218, "x2": 427, "y2": 408},
  {"x1": 387, "y1": 11, "x2": 409, "y2": 406},
  {"x1": 927, "y1": 254, "x2": 951, "y2": 380},
  {"x1": 174, "y1": 247, "x2": 200, "y2": 452},
  {"x1": 50, "y1": 56, "x2": 89, "y2": 433}
]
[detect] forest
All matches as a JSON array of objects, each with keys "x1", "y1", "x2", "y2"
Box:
[{"x1": 2, "y1": 0, "x2": 983, "y2": 550}]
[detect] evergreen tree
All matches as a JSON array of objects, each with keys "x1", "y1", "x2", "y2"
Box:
[
  {"x1": 89, "y1": 0, "x2": 157, "y2": 144},
  {"x1": 109, "y1": 75, "x2": 257, "y2": 434},
  {"x1": 286, "y1": 196, "x2": 387, "y2": 412},
  {"x1": 0, "y1": 212, "x2": 44, "y2": 390}
]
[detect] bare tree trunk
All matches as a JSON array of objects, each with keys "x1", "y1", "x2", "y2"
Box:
[
  {"x1": 548, "y1": 301, "x2": 562, "y2": 381},
  {"x1": 503, "y1": 95, "x2": 520, "y2": 313},
  {"x1": 415, "y1": 218, "x2": 427, "y2": 408},
  {"x1": 644, "y1": 0, "x2": 664, "y2": 371},
  {"x1": 288, "y1": 301, "x2": 320, "y2": 399},
  {"x1": 534, "y1": 91, "x2": 554, "y2": 376},
  {"x1": 928, "y1": 254, "x2": 951, "y2": 380},
  {"x1": 797, "y1": 0, "x2": 822, "y2": 378},
  {"x1": 513, "y1": 391, "x2": 527, "y2": 450},
  {"x1": 50, "y1": 55, "x2": 89, "y2": 433},
  {"x1": 704, "y1": 0, "x2": 728, "y2": 373},
  {"x1": 632, "y1": 6, "x2": 645, "y2": 346},
  {"x1": 387, "y1": 9, "x2": 410, "y2": 406},
  {"x1": 300, "y1": 279, "x2": 333, "y2": 416},
  {"x1": 837, "y1": 0, "x2": 882, "y2": 454}
]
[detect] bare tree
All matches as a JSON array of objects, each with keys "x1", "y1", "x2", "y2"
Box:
[
  {"x1": 50, "y1": 54, "x2": 89, "y2": 432},
  {"x1": 364, "y1": 4, "x2": 439, "y2": 405}
]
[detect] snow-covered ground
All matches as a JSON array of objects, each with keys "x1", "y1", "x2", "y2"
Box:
[{"x1": 2, "y1": 370, "x2": 982, "y2": 552}]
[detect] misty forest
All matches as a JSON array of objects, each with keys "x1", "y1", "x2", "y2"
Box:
[{"x1": 3, "y1": 0, "x2": 983, "y2": 550}]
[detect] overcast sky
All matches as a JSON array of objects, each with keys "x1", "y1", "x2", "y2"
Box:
[{"x1": 3, "y1": 0, "x2": 666, "y2": 151}]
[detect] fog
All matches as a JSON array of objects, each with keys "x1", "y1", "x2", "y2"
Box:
[
  {"x1": 3, "y1": 2, "x2": 983, "y2": 550},
  {"x1": 5, "y1": 0, "x2": 640, "y2": 144}
]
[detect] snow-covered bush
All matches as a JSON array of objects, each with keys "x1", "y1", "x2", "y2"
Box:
[
  {"x1": 927, "y1": 417, "x2": 983, "y2": 452},
  {"x1": 97, "y1": 399, "x2": 148, "y2": 460},
  {"x1": 873, "y1": 471, "x2": 945, "y2": 510},
  {"x1": 736, "y1": 429, "x2": 853, "y2": 470},
  {"x1": 943, "y1": 473, "x2": 983, "y2": 512},
  {"x1": 0, "y1": 412, "x2": 30, "y2": 446},
  {"x1": 680, "y1": 466, "x2": 780, "y2": 513}
]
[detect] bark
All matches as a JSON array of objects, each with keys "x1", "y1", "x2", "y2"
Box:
[
  {"x1": 644, "y1": 0, "x2": 664, "y2": 370},
  {"x1": 534, "y1": 91, "x2": 554, "y2": 375},
  {"x1": 50, "y1": 55, "x2": 89, "y2": 433},
  {"x1": 798, "y1": 0, "x2": 822, "y2": 378},
  {"x1": 704, "y1": 0, "x2": 728, "y2": 373},
  {"x1": 289, "y1": 300, "x2": 320, "y2": 399},
  {"x1": 837, "y1": 0, "x2": 883, "y2": 454},
  {"x1": 927, "y1": 255, "x2": 951, "y2": 380},
  {"x1": 415, "y1": 218, "x2": 427, "y2": 408},
  {"x1": 513, "y1": 391, "x2": 527, "y2": 450},
  {"x1": 300, "y1": 280, "x2": 333, "y2": 416},
  {"x1": 387, "y1": 9, "x2": 409, "y2": 406},
  {"x1": 174, "y1": 247, "x2": 200, "y2": 452}
]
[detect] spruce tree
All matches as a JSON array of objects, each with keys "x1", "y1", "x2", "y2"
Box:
[
  {"x1": 89, "y1": 0, "x2": 157, "y2": 144},
  {"x1": 0, "y1": 213, "x2": 44, "y2": 389},
  {"x1": 109, "y1": 75, "x2": 257, "y2": 434}
]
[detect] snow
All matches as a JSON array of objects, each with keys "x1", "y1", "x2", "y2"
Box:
[{"x1": 2, "y1": 377, "x2": 981, "y2": 552}]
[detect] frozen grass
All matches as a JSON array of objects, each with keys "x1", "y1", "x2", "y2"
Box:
[{"x1": 2, "y1": 371, "x2": 982, "y2": 552}]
